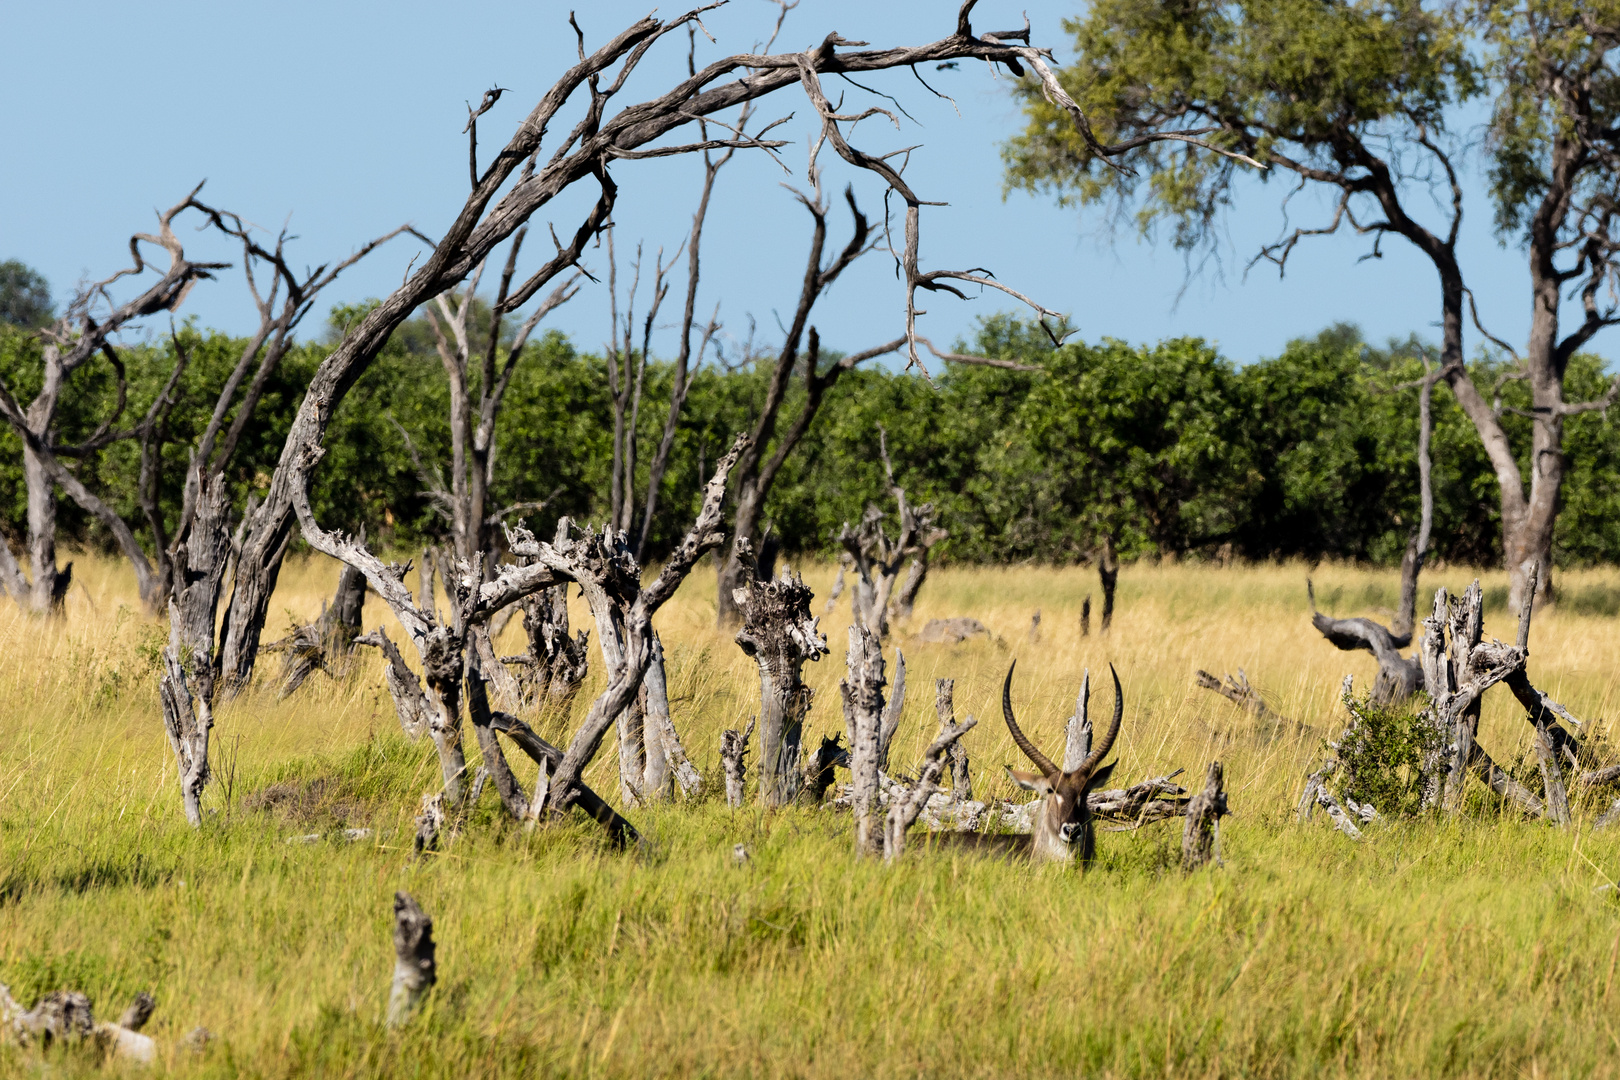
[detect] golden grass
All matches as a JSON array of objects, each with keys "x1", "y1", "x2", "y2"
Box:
[{"x1": 2, "y1": 554, "x2": 1619, "y2": 1078}]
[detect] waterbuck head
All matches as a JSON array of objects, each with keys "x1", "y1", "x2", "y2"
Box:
[{"x1": 1002, "y1": 660, "x2": 1123, "y2": 865}]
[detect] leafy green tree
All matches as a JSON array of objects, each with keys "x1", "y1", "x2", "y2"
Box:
[
  {"x1": 0, "y1": 262, "x2": 52, "y2": 328},
  {"x1": 987, "y1": 335, "x2": 1258, "y2": 560},
  {"x1": 1006, "y1": 0, "x2": 1620, "y2": 606}
]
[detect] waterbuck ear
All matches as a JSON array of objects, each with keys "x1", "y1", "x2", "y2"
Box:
[
  {"x1": 1005, "y1": 766, "x2": 1054, "y2": 794},
  {"x1": 1084, "y1": 761, "x2": 1118, "y2": 794}
]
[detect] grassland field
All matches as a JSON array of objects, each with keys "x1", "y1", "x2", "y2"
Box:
[{"x1": 3, "y1": 553, "x2": 1620, "y2": 1078}]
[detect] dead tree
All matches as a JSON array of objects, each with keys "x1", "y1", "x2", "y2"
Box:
[
  {"x1": 414, "y1": 240, "x2": 580, "y2": 577},
  {"x1": 157, "y1": 473, "x2": 233, "y2": 826},
  {"x1": 0, "y1": 182, "x2": 404, "y2": 655},
  {"x1": 936, "y1": 678, "x2": 972, "y2": 801},
  {"x1": 1302, "y1": 571, "x2": 1609, "y2": 831},
  {"x1": 504, "y1": 581, "x2": 590, "y2": 712},
  {"x1": 0, "y1": 189, "x2": 226, "y2": 614},
  {"x1": 386, "y1": 892, "x2": 436, "y2": 1028},
  {"x1": 479, "y1": 518, "x2": 592, "y2": 713},
  {"x1": 883, "y1": 711, "x2": 978, "y2": 861},
  {"x1": 837, "y1": 425, "x2": 948, "y2": 637},
  {"x1": 507, "y1": 508, "x2": 710, "y2": 812},
  {"x1": 732, "y1": 540, "x2": 828, "y2": 805},
  {"x1": 721, "y1": 718, "x2": 756, "y2": 807},
  {"x1": 843, "y1": 623, "x2": 888, "y2": 857},
  {"x1": 604, "y1": 232, "x2": 678, "y2": 537},
  {"x1": 1307, "y1": 364, "x2": 1440, "y2": 703},
  {"x1": 300, "y1": 435, "x2": 746, "y2": 845},
  {"x1": 715, "y1": 176, "x2": 902, "y2": 628},
  {"x1": 800, "y1": 732, "x2": 849, "y2": 805},
  {"x1": 633, "y1": 24, "x2": 757, "y2": 561}
]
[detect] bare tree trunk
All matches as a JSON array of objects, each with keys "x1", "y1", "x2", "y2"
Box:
[
  {"x1": 21, "y1": 446, "x2": 65, "y2": 613},
  {"x1": 839, "y1": 427, "x2": 946, "y2": 637},
  {"x1": 842, "y1": 623, "x2": 886, "y2": 858},
  {"x1": 271, "y1": 559, "x2": 368, "y2": 697},
  {"x1": 356, "y1": 627, "x2": 433, "y2": 739},
  {"x1": 218, "y1": 507, "x2": 295, "y2": 694},
  {"x1": 883, "y1": 711, "x2": 977, "y2": 862},
  {"x1": 157, "y1": 474, "x2": 232, "y2": 826},
  {"x1": 510, "y1": 583, "x2": 589, "y2": 710},
  {"x1": 733, "y1": 550, "x2": 828, "y2": 806},
  {"x1": 1440, "y1": 582, "x2": 1485, "y2": 814}
]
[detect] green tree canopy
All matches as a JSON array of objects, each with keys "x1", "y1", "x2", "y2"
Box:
[{"x1": 0, "y1": 261, "x2": 52, "y2": 328}]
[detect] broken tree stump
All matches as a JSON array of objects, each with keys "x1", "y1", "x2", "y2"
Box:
[
  {"x1": 720, "y1": 719, "x2": 756, "y2": 808},
  {"x1": 386, "y1": 892, "x2": 436, "y2": 1027},
  {"x1": 1180, "y1": 761, "x2": 1227, "y2": 870},
  {"x1": 800, "y1": 733, "x2": 850, "y2": 805},
  {"x1": 935, "y1": 678, "x2": 972, "y2": 801},
  {"x1": 733, "y1": 548, "x2": 827, "y2": 806},
  {"x1": 842, "y1": 623, "x2": 887, "y2": 858}
]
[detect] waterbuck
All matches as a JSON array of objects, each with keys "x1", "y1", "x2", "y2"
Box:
[{"x1": 930, "y1": 660, "x2": 1123, "y2": 864}]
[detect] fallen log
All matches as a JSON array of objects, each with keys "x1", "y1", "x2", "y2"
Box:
[
  {"x1": 1, "y1": 984, "x2": 156, "y2": 1063},
  {"x1": 488, "y1": 711, "x2": 640, "y2": 848}
]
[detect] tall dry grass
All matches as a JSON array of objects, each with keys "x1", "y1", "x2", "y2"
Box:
[{"x1": 2, "y1": 553, "x2": 1619, "y2": 1078}]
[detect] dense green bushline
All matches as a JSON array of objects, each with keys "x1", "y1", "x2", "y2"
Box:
[{"x1": 2, "y1": 311, "x2": 1616, "y2": 572}]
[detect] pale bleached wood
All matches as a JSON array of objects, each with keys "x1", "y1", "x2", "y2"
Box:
[
  {"x1": 720, "y1": 718, "x2": 756, "y2": 808},
  {"x1": 883, "y1": 712, "x2": 978, "y2": 862},
  {"x1": 843, "y1": 623, "x2": 887, "y2": 857}
]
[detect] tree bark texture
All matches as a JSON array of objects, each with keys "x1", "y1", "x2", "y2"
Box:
[
  {"x1": 1180, "y1": 761, "x2": 1226, "y2": 870},
  {"x1": 733, "y1": 554, "x2": 829, "y2": 806},
  {"x1": 270, "y1": 559, "x2": 368, "y2": 697},
  {"x1": 721, "y1": 718, "x2": 755, "y2": 808},
  {"x1": 936, "y1": 678, "x2": 973, "y2": 801},
  {"x1": 842, "y1": 623, "x2": 887, "y2": 858},
  {"x1": 158, "y1": 473, "x2": 232, "y2": 826}
]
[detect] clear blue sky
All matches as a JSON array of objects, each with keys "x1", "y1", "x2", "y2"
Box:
[{"x1": 0, "y1": 0, "x2": 1584, "y2": 368}]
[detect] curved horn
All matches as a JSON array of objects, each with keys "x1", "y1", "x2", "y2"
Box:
[
  {"x1": 1002, "y1": 661, "x2": 1059, "y2": 779},
  {"x1": 1078, "y1": 663, "x2": 1124, "y2": 774}
]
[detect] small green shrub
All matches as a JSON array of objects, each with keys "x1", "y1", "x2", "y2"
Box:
[{"x1": 1332, "y1": 690, "x2": 1445, "y2": 817}]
